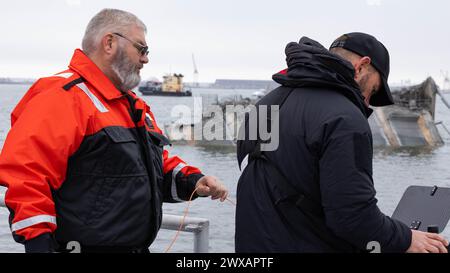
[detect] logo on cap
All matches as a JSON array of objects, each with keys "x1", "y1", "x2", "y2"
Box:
[{"x1": 330, "y1": 34, "x2": 348, "y2": 48}]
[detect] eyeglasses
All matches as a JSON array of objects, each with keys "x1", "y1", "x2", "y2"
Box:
[{"x1": 112, "y1": 32, "x2": 149, "y2": 57}]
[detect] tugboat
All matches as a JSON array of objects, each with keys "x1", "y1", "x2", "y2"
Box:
[{"x1": 139, "y1": 74, "x2": 192, "y2": 96}]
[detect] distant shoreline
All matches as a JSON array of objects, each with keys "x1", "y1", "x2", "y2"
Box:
[
  {"x1": 0, "y1": 82, "x2": 33, "y2": 85},
  {"x1": 0, "y1": 79, "x2": 35, "y2": 85}
]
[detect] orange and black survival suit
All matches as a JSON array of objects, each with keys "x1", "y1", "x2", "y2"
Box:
[{"x1": 0, "y1": 50, "x2": 204, "y2": 253}]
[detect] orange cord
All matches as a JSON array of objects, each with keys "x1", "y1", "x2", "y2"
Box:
[
  {"x1": 164, "y1": 187, "x2": 236, "y2": 253},
  {"x1": 225, "y1": 198, "x2": 236, "y2": 206}
]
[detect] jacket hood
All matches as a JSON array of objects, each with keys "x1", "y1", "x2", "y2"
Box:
[{"x1": 272, "y1": 37, "x2": 372, "y2": 117}]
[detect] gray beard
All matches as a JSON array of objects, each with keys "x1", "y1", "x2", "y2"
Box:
[{"x1": 111, "y1": 46, "x2": 141, "y2": 92}]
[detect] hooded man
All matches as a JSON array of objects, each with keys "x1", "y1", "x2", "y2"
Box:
[{"x1": 235, "y1": 33, "x2": 448, "y2": 253}]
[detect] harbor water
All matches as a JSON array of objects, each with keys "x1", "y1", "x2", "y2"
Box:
[{"x1": 0, "y1": 83, "x2": 449, "y2": 253}]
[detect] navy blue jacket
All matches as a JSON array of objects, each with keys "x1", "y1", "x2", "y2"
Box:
[{"x1": 235, "y1": 37, "x2": 412, "y2": 253}]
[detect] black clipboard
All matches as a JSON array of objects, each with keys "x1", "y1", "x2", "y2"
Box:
[{"x1": 391, "y1": 185, "x2": 450, "y2": 233}]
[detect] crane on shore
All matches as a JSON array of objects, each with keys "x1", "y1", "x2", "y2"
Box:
[{"x1": 192, "y1": 54, "x2": 199, "y2": 87}]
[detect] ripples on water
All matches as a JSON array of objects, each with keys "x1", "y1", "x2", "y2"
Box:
[{"x1": 0, "y1": 84, "x2": 449, "y2": 253}]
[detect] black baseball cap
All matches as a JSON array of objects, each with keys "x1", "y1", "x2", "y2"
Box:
[{"x1": 330, "y1": 32, "x2": 393, "y2": 106}]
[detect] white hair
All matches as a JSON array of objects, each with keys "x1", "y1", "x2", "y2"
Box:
[{"x1": 82, "y1": 8, "x2": 147, "y2": 55}]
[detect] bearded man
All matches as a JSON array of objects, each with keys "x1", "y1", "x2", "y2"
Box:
[
  {"x1": 235, "y1": 33, "x2": 448, "y2": 253},
  {"x1": 0, "y1": 8, "x2": 228, "y2": 253}
]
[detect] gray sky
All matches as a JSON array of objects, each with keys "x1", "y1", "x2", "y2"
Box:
[{"x1": 1, "y1": 0, "x2": 449, "y2": 85}]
